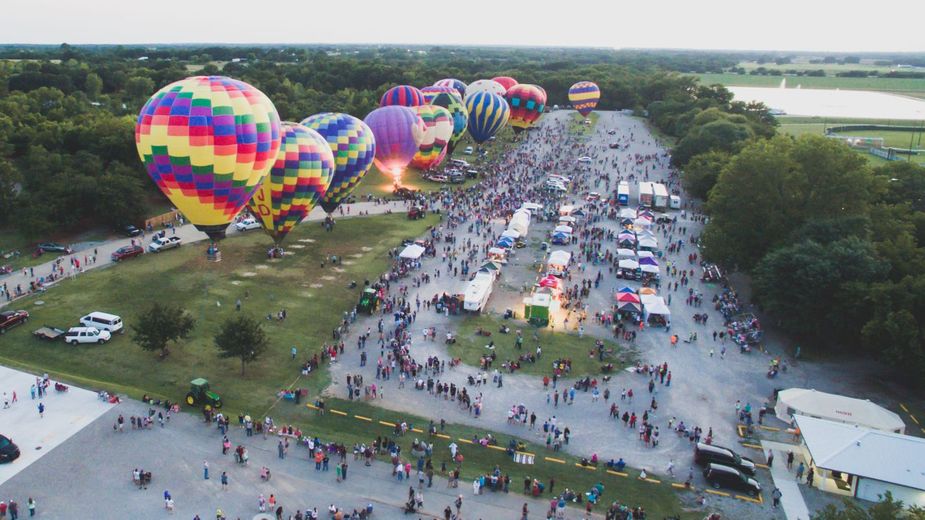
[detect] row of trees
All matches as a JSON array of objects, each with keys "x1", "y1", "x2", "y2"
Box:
[{"x1": 133, "y1": 303, "x2": 268, "y2": 375}]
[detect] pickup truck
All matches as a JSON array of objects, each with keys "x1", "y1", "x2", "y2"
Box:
[{"x1": 148, "y1": 235, "x2": 182, "y2": 253}]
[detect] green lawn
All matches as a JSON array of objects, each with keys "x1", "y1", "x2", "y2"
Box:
[
  {"x1": 447, "y1": 314, "x2": 633, "y2": 378},
  {"x1": 695, "y1": 73, "x2": 925, "y2": 98},
  {"x1": 569, "y1": 112, "x2": 600, "y2": 134},
  {"x1": 777, "y1": 118, "x2": 925, "y2": 166}
]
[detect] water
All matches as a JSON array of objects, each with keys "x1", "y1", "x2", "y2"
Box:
[{"x1": 728, "y1": 86, "x2": 925, "y2": 120}]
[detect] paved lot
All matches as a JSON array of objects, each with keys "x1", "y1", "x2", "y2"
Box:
[{"x1": 0, "y1": 366, "x2": 112, "y2": 487}]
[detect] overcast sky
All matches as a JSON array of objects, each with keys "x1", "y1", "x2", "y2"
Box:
[{"x1": 2, "y1": 0, "x2": 923, "y2": 53}]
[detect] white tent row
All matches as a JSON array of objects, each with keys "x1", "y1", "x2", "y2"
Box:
[
  {"x1": 617, "y1": 248, "x2": 636, "y2": 259},
  {"x1": 554, "y1": 225, "x2": 573, "y2": 235},
  {"x1": 618, "y1": 259, "x2": 638, "y2": 270},
  {"x1": 558, "y1": 216, "x2": 576, "y2": 223},
  {"x1": 638, "y1": 236, "x2": 658, "y2": 249},
  {"x1": 644, "y1": 297, "x2": 671, "y2": 316},
  {"x1": 776, "y1": 388, "x2": 905, "y2": 433},
  {"x1": 521, "y1": 202, "x2": 543, "y2": 211},
  {"x1": 399, "y1": 243, "x2": 426, "y2": 260},
  {"x1": 640, "y1": 264, "x2": 660, "y2": 274},
  {"x1": 637, "y1": 250, "x2": 655, "y2": 259}
]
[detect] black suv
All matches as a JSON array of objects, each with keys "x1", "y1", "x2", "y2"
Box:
[
  {"x1": 0, "y1": 434, "x2": 20, "y2": 463},
  {"x1": 703, "y1": 463, "x2": 761, "y2": 496},
  {"x1": 694, "y1": 442, "x2": 757, "y2": 475}
]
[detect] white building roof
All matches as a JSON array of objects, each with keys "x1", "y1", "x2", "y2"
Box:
[
  {"x1": 776, "y1": 388, "x2": 905, "y2": 433},
  {"x1": 796, "y1": 415, "x2": 925, "y2": 491}
]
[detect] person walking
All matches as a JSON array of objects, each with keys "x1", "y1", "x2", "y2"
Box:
[
  {"x1": 806, "y1": 467, "x2": 815, "y2": 487},
  {"x1": 220, "y1": 471, "x2": 228, "y2": 490},
  {"x1": 786, "y1": 450, "x2": 794, "y2": 469},
  {"x1": 37, "y1": 402, "x2": 44, "y2": 418},
  {"x1": 771, "y1": 487, "x2": 782, "y2": 508},
  {"x1": 796, "y1": 461, "x2": 805, "y2": 481},
  {"x1": 8, "y1": 500, "x2": 17, "y2": 520},
  {"x1": 766, "y1": 450, "x2": 774, "y2": 468},
  {"x1": 203, "y1": 460, "x2": 210, "y2": 479},
  {"x1": 26, "y1": 498, "x2": 35, "y2": 518}
]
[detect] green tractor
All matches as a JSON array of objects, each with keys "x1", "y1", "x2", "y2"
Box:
[
  {"x1": 186, "y1": 378, "x2": 222, "y2": 410},
  {"x1": 357, "y1": 288, "x2": 380, "y2": 315}
]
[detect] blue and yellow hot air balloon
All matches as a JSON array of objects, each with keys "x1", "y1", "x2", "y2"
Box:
[
  {"x1": 569, "y1": 81, "x2": 601, "y2": 117},
  {"x1": 247, "y1": 122, "x2": 334, "y2": 247},
  {"x1": 465, "y1": 92, "x2": 509, "y2": 144},
  {"x1": 135, "y1": 76, "x2": 282, "y2": 240},
  {"x1": 300, "y1": 113, "x2": 377, "y2": 214}
]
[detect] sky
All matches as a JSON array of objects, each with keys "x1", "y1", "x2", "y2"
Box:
[{"x1": 2, "y1": 0, "x2": 924, "y2": 53}]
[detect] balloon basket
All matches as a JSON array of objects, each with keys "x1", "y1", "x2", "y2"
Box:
[
  {"x1": 268, "y1": 247, "x2": 284, "y2": 259},
  {"x1": 206, "y1": 243, "x2": 222, "y2": 263}
]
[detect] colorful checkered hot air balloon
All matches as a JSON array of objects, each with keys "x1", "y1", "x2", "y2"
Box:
[
  {"x1": 429, "y1": 92, "x2": 468, "y2": 154},
  {"x1": 380, "y1": 85, "x2": 425, "y2": 108},
  {"x1": 421, "y1": 86, "x2": 460, "y2": 104},
  {"x1": 135, "y1": 76, "x2": 281, "y2": 240},
  {"x1": 505, "y1": 84, "x2": 546, "y2": 133},
  {"x1": 569, "y1": 81, "x2": 601, "y2": 117},
  {"x1": 300, "y1": 113, "x2": 377, "y2": 214},
  {"x1": 465, "y1": 92, "x2": 509, "y2": 144},
  {"x1": 364, "y1": 106, "x2": 425, "y2": 184},
  {"x1": 434, "y1": 78, "x2": 467, "y2": 100},
  {"x1": 247, "y1": 122, "x2": 334, "y2": 247},
  {"x1": 492, "y1": 76, "x2": 518, "y2": 93},
  {"x1": 466, "y1": 79, "x2": 506, "y2": 99},
  {"x1": 411, "y1": 105, "x2": 453, "y2": 171}
]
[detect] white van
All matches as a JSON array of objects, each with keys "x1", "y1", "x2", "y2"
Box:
[
  {"x1": 64, "y1": 327, "x2": 111, "y2": 345},
  {"x1": 80, "y1": 312, "x2": 124, "y2": 334},
  {"x1": 464, "y1": 146, "x2": 474, "y2": 155}
]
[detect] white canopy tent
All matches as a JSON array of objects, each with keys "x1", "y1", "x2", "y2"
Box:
[
  {"x1": 776, "y1": 388, "x2": 906, "y2": 433},
  {"x1": 399, "y1": 244, "x2": 425, "y2": 260},
  {"x1": 618, "y1": 259, "x2": 638, "y2": 270},
  {"x1": 619, "y1": 208, "x2": 636, "y2": 219},
  {"x1": 616, "y1": 248, "x2": 636, "y2": 259},
  {"x1": 637, "y1": 251, "x2": 655, "y2": 259},
  {"x1": 554, "y1": 225, "x2": 573, "y2": 235},
  {"x1": 644, "y1": 298, "x2": 671, "y2": 316},
  {"x1": 638, "y1": 236, "x2": 658, "y2": 249},
  {"x1": 548, "y1": 250, "x2": 571, "y2": 267},
  {"x1": 640, "y1": 264, "x2": 660, "y2": 274},
  {"x1": 501, "y1": 229, "x2": 521, "y2": 240},
  {"x1": 521, "y1": 202, "x2": 543, "y2": 211},
  {"x1": 558, "y1": 216, "x2": 576, "y2": 223},
  {"x1": 559, "y1": 205, "x2": 575, "y2": 216}
]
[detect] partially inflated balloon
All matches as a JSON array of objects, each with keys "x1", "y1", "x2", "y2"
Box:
[
  {"x1": 365, "y1": 106, "x2": 425, "y2": 183},
  {"x1": 506, "y1": 84, "x2": 546, "y2": 133},
  {"x1": 380, "y1": 85, "x2": 425, "y2": 107},
  {"x1": 411, "y1": 105, "x2": 453, "y2": 170},
  {"x1": 421, "y1": 86, "x2": 460, "y2": 104},
  {"x1": 300, "y1": 113, "x2": 377, "y2": 214},
  {"x1": 466, "y1": 79, "x2": 506, "y2": 99},
  {"x1": 429, "y1": 92, "x2": 468, "y2": 154},
  {"x1": 135, "y1": 76, "x2": 281, "y2": 240},
  {"x1": 465, "y1": 92, "x2": 509, "y2": 144},
  {"x1": 248, "y1": 122, "x2": 334, "y2": 246},
  {"x1": 434, "y1": 78, "x2": 467, "y2": 99},
  {"x1": 492, "y1": 76, "x2": 518, "y2": 93},
  {"x1": 569, "y1": 81, "x2": 601, "y2": 117}
]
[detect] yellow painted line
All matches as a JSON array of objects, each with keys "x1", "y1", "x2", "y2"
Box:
[
  {"x1": 545, "y1": 457, "x2": 566, "y2": 464},
  {"x1": 305, "y1": 403, "x2": 319, "y2": 410},
  {"x1": 910, "y1": 415, "x2": 920, "y2": 425},
  {"x1": 644, "y1": 478, "x2": 661, "y2": 484},
  {"x1": 705, "y1": 489, "x2": 730, "y2": 497},
  {"x1": 742, "y1": 443, "x2": 762, "y2": 449},
  {"x1": 435, "y1": 434, "x2": 451, "y2": 439},
  {"x1": 736, "y1": 495, "x2": 761, "y2": 503},
  {"x1": 354, "y1": 415, "x2": 372, "y2": 422},
  {"x1": 755, "y1": 463, "x2": 769, "y2": 469},
  {"x1": 607, "y1": 470, "x2": 628, "y2": 478},
  {"x1": 411, "y1": 428, "x2": 423, "y2": 433},
  {"x1": 900, "y1": 403, "x2": 909, "y2": 413},
  {"x1": 488, "y1": 445, "x2": 506, "y2": 452},
  {"x1": 758, "y1": 425, "x2": 780, "y2": 431},
  {"x1": 921, "y1": 427, "x2": 925, "y2": 434},
  {"x1": 671, "y1": 483, "x2": 691, "y2": 490},
  {"x1": 737, "y1": 424, "x2": 747, "y2": 437},
  {"x1": 329, "y1": 409, "x2": 347, "y2": 416},
  {"x1": 458, "y1": 438, "x2": 474, "y2": 444},
  {"x1": 378, "y1": 420, "x2": 395, "y2": 427},
  {"x1": 574, "y1": 463, "x2": 597, "y2": 471}
]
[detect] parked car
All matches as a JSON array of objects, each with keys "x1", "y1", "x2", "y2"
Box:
[
  {"x1": 577, "y1": 156, "x2": 592, "y2": 164},
  {"x1": 148, "y1": 235, "x2": 182, "y2": 253},
  {"x1": 465, "y1": 169, "x2": 479, "y2": 179},
  {"x1": 449, "y1": 173, "x2": 466, "y2": 184},
  {"x1": 609, "y1": 142, "x2": 620, "y2": 149},
  {"x1": 464, "y1": 146, "x2": 474, "y2": 155},
  {"x1": 111, "y1": 245, "x2": 144, "y2": 262},
  {"x1": 37, "y1": 242, "x2": 68, "y2": 253},
  {"x1": 607, "y1": 129, "x2": 617, "y2": 135},
  {"x1": 121, "y1": 224, "x2": 142, "y2": 237},
  {"x1": 586, "y1": 192, "x2": 601, "y2": 202},
  {"x1": 0, "y1": 310, "x2": 29, "y2": 334},
  {"x1": 64, "y1": 327, "x2": 111, "y2": 345},
  {"x1": 234, "y1": 217, "x2": 261, "y2": 232},
  {"x1": 449, "y1": 159, "x2": 469, "y2": 168},
  {"x1": 0, "y1": 434, "x2": 20, "y2": 464},
  {"x1": 79, "y1": 312, "x2": 124, "y2": 334},
  {"x1": 427, "y1": 174, "x2": 448, "y2": 183},
  {"x1": 694, "y1": 442, "x2": 757, "y2": 475},
  {"x1": 702, "y1": 463, "x2": 761, "y2": 496}
]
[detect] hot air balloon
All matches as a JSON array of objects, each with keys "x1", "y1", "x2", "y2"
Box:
[
  {"x1": 434, "y1": 78, "x2": 467, "y2": 99},
  {"x1": 247, "y1": 122, "x2": 334, "y2": 248},
  {"x1": 465, "y1": 92, "x2": 509, "y2": 144},
  {"x1": 466, "y1": 79, "x2": 506, "y2": 99},
  {"x1": 421, "y1": 86, "x2": 460, "y2": 104},
  {"x1": 364, "y1": 106, "x2": 425, "y2": 184},
  {"x1": 429, "y1": 92, "x2": 468, "y2": 154},
  {"x1": 492, "y1": 76, "x2": 518, "y2": 93},
  {"x1": 380, "y1": 85, "x2": 425, "y2": 108},
  {"x1": 505, "y1": 84, "x2": 546, "y2": 133},
  {"x1": 300, "y1": 113, "x2": 377, "y2": 214},
  {"x1": 569, "y1": 81, "x2": 601, "y2": 117},
  {"x1": 135, "y1": 76, "x2": 281, "y2": 241},
  {"x1": 411, "y1": 105, "x2": 453, "y2": 171}
]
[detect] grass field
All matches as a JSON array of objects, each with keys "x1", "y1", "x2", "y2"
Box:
[
  {"x1": 776, "y1": 117, "x2": 925, "y2": 166},
  {"x1": 569, "y1": 112, "x2": 600, "y2": 134},
  {"x1": 695, "y1": 73, "x2": 925, "y2": 99},
  {"x1": 446, "y1": 314, "x2": 633, "y2": 378}
]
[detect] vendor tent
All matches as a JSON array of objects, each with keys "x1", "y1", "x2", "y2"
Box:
[
  {"x1": 521, "y1": 202, "x2": 543, "y2": 211},
  {"x1": 618, "y1": 301, "x2": 642, "y2": 313},
  {"x1": 618, "y1": 286, "x2": 636, "y2": 293},
  {"x1": 638, "y1": 287, "x2": 657, "y2": 295},
  {"x1": 616, "y1": 292, "x2": 641, "y2": 304},
  {"x1": 633, "y1": 218, "x2": 652, "y2": 229},
  {"x1": 616, "y1": 248, "x2": 636, "y2": 259},
  {"x1": 548, "y1": 250, "x2": 571, "y2": 267},
  {"x1": 644, "y1": 298, "x2": 671, "y2": 317},
  {"x1": 554, "y1": 225, "x2": 573, "y2": 234},
  {"x1": 639, "y1": 256, "x2": 658, "y2": 266},
  {"x1": 558, "y1": 216, "x2": 576, "y2": 223},
  {"x1": 618, "y1": 259, "x2": 639, "y2": 270},
  {"x1": 501, "y1": 229, "x2": 521, "y2": 239},
  {"x1": 538, "y1": 275, "x2": 559, "y2": 289},
  {"x1": 775, "y1": 388, "x2": 905, "y2": 433},
  {"x1": 399, "y1": 244, "x2": 426, "y2": 260},
  {"x1": 640, "y1": 264, "x2": 660, "y2": 274},
  {"x1": 637, "y1": 251, "x2": 655, "y2": 259},
  {"x1": 496, "y1": 237, "x2": 514, "y2": 248},
  {"x1": 559, "y1": 205, "x2": 575, "y2": 216},
  {"x1": 619, "y1": 208, "x2": 636, "y2": 219},
  {"x1": 638, "y1": 236, "x2": 658, "y2": 250}
]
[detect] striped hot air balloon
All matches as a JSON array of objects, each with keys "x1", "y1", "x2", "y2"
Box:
[
  {"x1": 568, "y1": 81, "x2": 601, "y2": 117},
  {"x1": 380, "y1": 85, "x2": 426, "y2": 108},
  {"x1": 465, "y1": 92, "x2": 509, "y2": 144}
]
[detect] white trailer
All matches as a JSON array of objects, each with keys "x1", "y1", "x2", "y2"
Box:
[
  {"x1": 617, "y1": 182, "x2": 630, "y2": 206},
  {"x1": 653, "y1": 183, "x2": 669, "y2": 209},
  {"x1": 638, "y1": 182, "x2": 654, "y2": 207},
  {"x1": 464, "y1": 272, "x2": 495, "y2": 312}
]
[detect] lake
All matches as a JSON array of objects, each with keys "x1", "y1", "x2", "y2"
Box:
[{"x1": 728, "y1": 86, "x2": 925, "y2": 120}]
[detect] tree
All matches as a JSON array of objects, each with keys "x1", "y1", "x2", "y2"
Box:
[
  {"x1": 132, "y1": 303, "x2": 195, "y2": 358},
  {"x1": 812, "y1": 492, "x2": 925, "y2": 520},
  {"x1": 682, "y1": 150, "x2": 730, "y2": 201},
  {"x1": 85, "y1": 72, "x2": 103, "y2": 99},
  {"x1": 214, "y1": 315, "x2": 269, "y2": 375},
  {"x1": 671, "y1": 118, "x2": 754, "y2": 166}
]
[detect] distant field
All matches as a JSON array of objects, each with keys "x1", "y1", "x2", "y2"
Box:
[
  {"x1": 777, "y1": 117, "x2": 925, "y2": 166},
  {"x1": 696, "y1": 73, "x2": 925, "y2": 99},
  {"x1": 737, "y1": 61, "x2": 901, "y2": 74}
]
